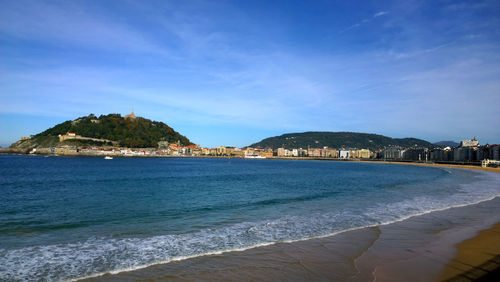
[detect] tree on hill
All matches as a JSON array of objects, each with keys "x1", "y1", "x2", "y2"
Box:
[
  {"x1": 248, "y1": 131, "x2": 434, "y2": 150},
  {"x1": 34, "y1": 114, "x2": 193, "y2": 148}
]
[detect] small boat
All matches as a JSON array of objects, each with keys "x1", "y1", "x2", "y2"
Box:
[
  {"x1": 104, "y1": 156, "x2": 113, "y2": 160},
  {"x1": 245, "y1": 154, "x2": 266, "y2": 159}
]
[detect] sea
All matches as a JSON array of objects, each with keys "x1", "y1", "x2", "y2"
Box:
[{"x1": 1, "y1": 154, "x2": 499, "y2": 281}]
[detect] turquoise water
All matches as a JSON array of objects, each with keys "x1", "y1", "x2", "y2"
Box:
[{"x1": 1, "y1": 155, "x2": 499, "y2": 281}]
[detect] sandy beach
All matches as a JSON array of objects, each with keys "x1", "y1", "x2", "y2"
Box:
[
  {"x1": 82, "y1": 195, "x2": 500, "y2": 281},
  {"x1": 355, "y1": 160, "x2": 500, "y2": 174},
  {"x1": 438, "y1": 222, "x2": 500, "y2": 281},
  {"x1": 257, "y1": 156, "x2": 500, "y2": 174}
]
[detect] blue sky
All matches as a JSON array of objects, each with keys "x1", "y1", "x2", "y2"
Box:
[{"x1": 1, "y1": 0, "x2": 499, "y2": 147}]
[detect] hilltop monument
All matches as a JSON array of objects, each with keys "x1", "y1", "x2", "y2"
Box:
[{"x1": 124, "y1": 109, "x2": 136, "y2": 120}]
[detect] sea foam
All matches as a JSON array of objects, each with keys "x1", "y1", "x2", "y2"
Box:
[
  {"x1": 1, "y1": 171, "x2": 499, "y2": 281},
  {"x1": 2, "y1": 156, "x2": 500, "y2": 282}
]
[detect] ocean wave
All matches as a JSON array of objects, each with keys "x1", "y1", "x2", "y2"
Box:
[{"x1": 1, "y1": 172, "x2": 499, "y2": 281}]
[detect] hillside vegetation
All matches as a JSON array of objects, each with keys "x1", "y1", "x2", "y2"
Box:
[
  {"x1": 433, "y1": 140, "x2": 459, "y2": 147},
  {"x1": 249, "y1": 132, "x2": 435, "y2": 150},
  {"x1": 11, "y1": 114, "x2": 193, "y2": 149}
]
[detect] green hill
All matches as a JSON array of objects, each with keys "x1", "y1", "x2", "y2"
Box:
[
  {"x1": 433, "y1": 140, "x2": 459, "y2": 147},
  {"x1": 248, "y1": 132, "x2": 434, "y2": 150},
  {"x1": 10, "y1": 113, "x2": 193, "y2": 149}
]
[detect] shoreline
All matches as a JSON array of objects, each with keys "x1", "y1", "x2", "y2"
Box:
[
  {"x1": 2, "y1": 152, "x2": 499, "y2": 174},
  {"x1": 2, "y1": 153, "x2": 498, "y2": 280},
  {"x1": 80, "y1": 196, "x2": 500, "y2": 282},
  {"x1": 351, "y1": 159, "x2": 500, "y2": 174}
]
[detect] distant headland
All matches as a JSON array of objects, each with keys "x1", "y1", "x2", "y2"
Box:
[{"x1": 3, "y1": 112, "x2": 192, "y2": 155}]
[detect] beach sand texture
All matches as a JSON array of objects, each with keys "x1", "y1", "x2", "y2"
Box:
[{"x1": 438, "y1": 222, "x2": 500, "y2": 281}]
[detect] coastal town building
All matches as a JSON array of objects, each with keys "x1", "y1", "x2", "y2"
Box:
[
  {"x1": 350, "y1": 149, "x2": 370, "y2": 159},
  {"x1": 202, "y1": 148, "x2": 211, "y2": 155},
  {"x1": 403, "y1": 148, "x2": 428, "y2": 161},
  {"x1": 322, "y1": 147, "x2": 328, "y2": 157},
  {"x1": 259, "y1": 149, "x2": 274, "y2": 158},
  {"x1": 226, "y1": 147, "x2": 236, "y2": 156},
  {"x1": 277, "y1": 148, "x2": 287, "y2": 157},
  {"x1": 232, "y1": 148, "x2": 246, "y2": 157},
  {"x1": 460, "y1": 137, "x2": 479, "y2": 147},
  {"x1": 453, "y1": 147, "x2": 475, "y2": 161},
  {"x1": 429, "y1": 147, "x2": 453, "y2": 161},
  {"x1": 298, "y1": 148, "x2": 308, "y2": 157},
  {"x1": 339, "y1": 150, "x2": 349, "y2": 159},
  {"x1": 24, "y1": 124, "x2": 498, "y2": 167},
  {"x1": 381, "y1": 148, "x2": 404, "y2": 160},
  {"x1": 21, "y1": 137, "x2": 500, "y2": 168},
  {"x1": 358, "y1": 149, "x2": 371, "y2": 159},
  {"x1": 216, "y1": 146, "x2": 227, "y2": 156},
  {"x1": 245, "y1": 147, "x2": 255, "y2": 156},
  {"x1": 327, "y1": 148, "x2": 338, "y2": 157},
  {"x1": 489, "y1": 145, "x2": 500, "y2": 160},
  {"x1": 309, "y1": 148, "x2": 321, "y2": 157}
]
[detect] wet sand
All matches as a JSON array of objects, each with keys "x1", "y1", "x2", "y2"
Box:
[
  {"x1": 356, "y1": 160, "x2": 500, "y2": 174},
  {"x1": 81, "y1": 197, "x2": 500, "y2": 282}
]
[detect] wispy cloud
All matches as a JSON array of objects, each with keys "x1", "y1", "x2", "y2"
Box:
[
  {"x1": 388, "y1": 42, "x2": 455, "y2": 60},
  {"x1": 340, "y1": 10, "x2": 389, "y2": 33},
  {"x1": 1, "y1": 1, "x2": 500, "y2": 146},
  {"x1": 374, "y1": 11, "x2": 389, "y2": 18}
]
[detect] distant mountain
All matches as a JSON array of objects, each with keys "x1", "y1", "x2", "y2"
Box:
[
  {"x1": 10, "y1": 113, "x2": 193, "y2": 149},
  {"x1": 248, "y1": 132, "x2": 435, "y2": 150},
  {"x1": 433, "y1": 141, "x2": 459, "y2": 147}
]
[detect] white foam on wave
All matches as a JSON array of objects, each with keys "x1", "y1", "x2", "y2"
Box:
[
  {"x1": 0, "y1": 212, "x2": 372, "y2": 281},
  {"x1": 368, "y1": 171, "x2": 500, "y2": 222},
  {"x1": 1, "y1": 170, "x2": 499, "y2": 282}
]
